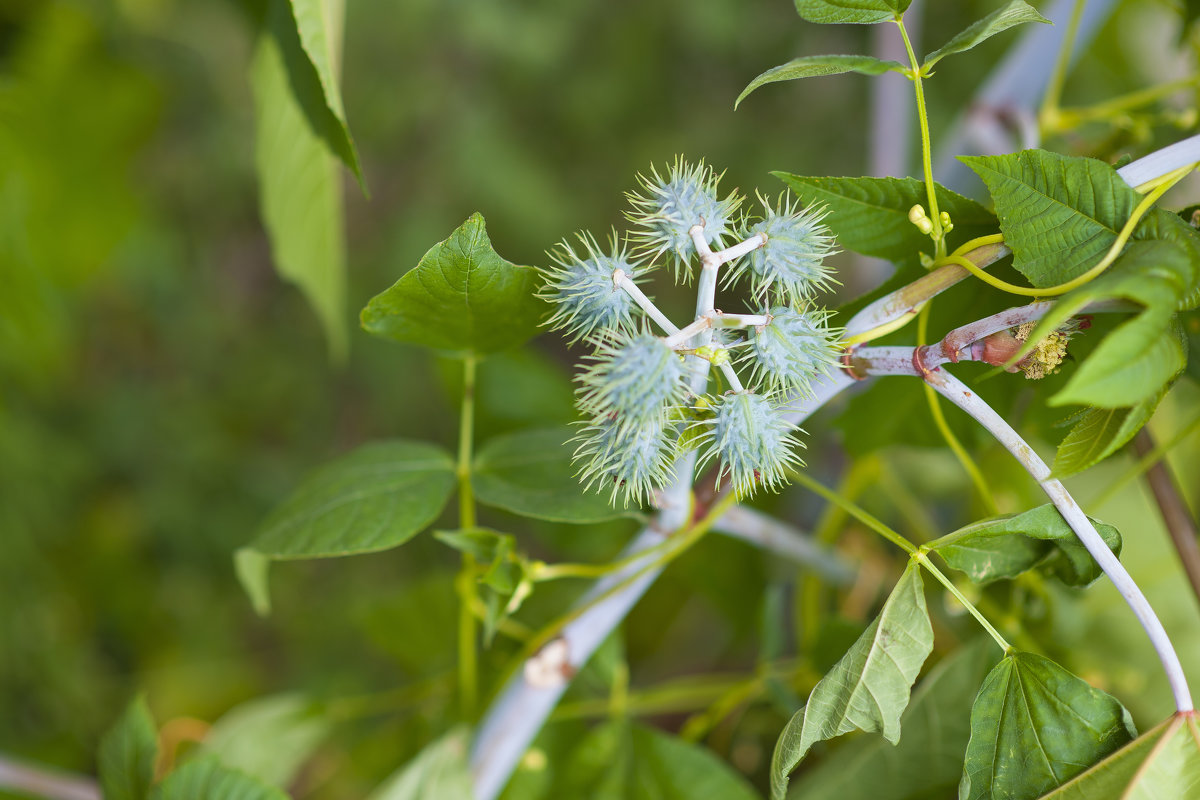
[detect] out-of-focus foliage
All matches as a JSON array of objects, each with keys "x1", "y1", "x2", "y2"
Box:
[{"x1": 2, "y1": 0, "x2": 1200, "y2": 798}]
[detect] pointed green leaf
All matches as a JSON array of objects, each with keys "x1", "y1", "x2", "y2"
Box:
[
  {"x1": 237, "y1": 440, "x2": 456, "y2": 612},
  {"x1": 1052, "y1": 313, "x2": 1185, "y2": 408},
  {"x1": 558, "y1": 719, "x2": 761, "y2": 800},
  {"x1": 791, "y1": 640, "x2": 998, "y2": 800},
  {"x1": 922, "y1": 1, "x2": 1049, "y2": 69},
  {"x1": 472, "y1": 427, "x2": 634, "y2": 524},
  {"x1": 737, "y1": 55, "x2": 905, "y2": 107},
  {"x1": 960, "y1": 652, "x2": 1136, "y2": 800},
  {"x1": 961, "y1": 150, "x2": 1143, "y2": 287},
  {"x1": 795, "y1": 0, "x2": 911, "y2": 25},
  {"x1": 99, "y1": 696, "x2": 159, "y2": 800},
  {"x1": 203, "y1": 694, "x2": 330, "y2": 789},
  {"x1": 286, "y1": 0, "x2": 364, "y2": 183},
  {"x1": 772, "y1": 174, "x2": 996, "y2": 262},
  {"x1": 1036, "y1": 715, "x2": 1199, "y2": 800},
  {"x1": 151, "y1": 757, "x2": 289, "y2": 800},
  {"x1": 251, "y1": 0, "x2": 348, "y2": 358},
  {"x1": 361, "y1": 214, "x2": 546, "y2": 356},
  {"x1": 770, "y1": 561, "x2": 933, "y2": 800},
  {"x1": 1052, "y1": 389, "x2": 1166, "y2": 478},
  {"x1": 365, "y1": 728, "x2": 473, "y2": 800}
]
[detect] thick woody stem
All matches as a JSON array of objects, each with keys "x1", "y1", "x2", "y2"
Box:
[
  {"x1": 713, "y1": 505, "x2": 854, "y2": 584},
  {"x1": 0, "y1": 756, "x2": 100, "y2": 800}
]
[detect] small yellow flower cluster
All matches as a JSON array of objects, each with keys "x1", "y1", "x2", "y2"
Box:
[{"x1": 1014, "y1": 322, "x2": 1069, "y2": 380}]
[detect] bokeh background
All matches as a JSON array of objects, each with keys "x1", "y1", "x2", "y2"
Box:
[{"x1": 3, "y1": 0, "x2": 1199, "y2": 796}]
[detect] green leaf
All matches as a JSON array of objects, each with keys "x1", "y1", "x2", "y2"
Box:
[
  {"x1": 361, "y1": 213, "x2": 545, "y2": 356},
  {"x1": 286, "y1": 0, "x2": 364, "y2": 183},
  {"x1": 736, "y1": 55, "x2": 905, "y2": 107},
  {"x1": 790, "y1": 640, "x2": 998, "y2": 800},
  {"x1": 151, "y1": 757, "x2": 289, "y2": 800},
  {"x1": 770, "y1": 561, "x2": 933, "y2": 800},
  {"x1": 922, "y1": 1, "x2": 1049, "y2": 69},
  {"x1": 472, "y1": 427, "x2": 633, "y2": 523},
  {"x1": 99, "y1": 696, "x2": 159, "y2": 800},
  {"x1": 1036, "y1": 715, "x2": 1200, "y2": 799},
  {"x1": 772, "y1": 173, "x2": 996, "y2": 262},
  {"x1": 434, "y1": 527, "x2": 527, "y2": 644},
  {"x1": 237, "y1": 440, "x2": 456, "y2": 613},
  {"x1": 558, "y1": 719, "x2": 761, "y2": 800},
  {"x1": 1052, "y1": 389, "x2": 1166, "y2": 478},
  {"x1": 1052, "y1": 312, "x2": 1185, "y2": 408},
  {"x1": 960, "y1": 651, "x2": 1136, "y2": 800},
  {"x1": 961, "y1": 150, "x2": 1143, "y2": 287},
  {"x1": 251, "y1": 0, "x2": 349, "y2": 359},
  {"x1": 365, "y1": 728, "x2": 473, "y2": 800},
  {"x1": 203, "y1": 694, "x2": 329, "y2": 789},
  {"x1": 929, "y1": 503, "x2": 1122, "y2": 587},
  {"x1": 794, "y1": 0, "x2": 911, "y2": 25}
]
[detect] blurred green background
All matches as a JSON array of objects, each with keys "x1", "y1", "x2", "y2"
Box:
[{"x1": 2, "y1": 0, "x2": 1199, "y2": 797}]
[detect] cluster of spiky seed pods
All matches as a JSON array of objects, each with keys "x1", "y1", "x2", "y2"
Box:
[{"x1": 540, "y1": 160, "x2": 843, "y2": 505}]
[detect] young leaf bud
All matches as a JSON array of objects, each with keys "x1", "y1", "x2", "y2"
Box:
[
  {"x1": 541, "y1": 231, "x2": 644, "y2": 343},
  {"x1": 743, "y1": 307, "x2": 841, "y2": 396},
  {"x1": 574, "y1": 412, "x2": 676, "y2": 506},
  {"x1": 578, "y1": 332, "x2": 688, "y2": 422},
  {"x1": 695, "y1": 392, "x2": 803, "y2": 497},
  {"x1": 627, "y1": 158, "x2": 741, "y2": 277},
  {"x1": 729, "y1": 192, "x2": 837, "y2": 305}
]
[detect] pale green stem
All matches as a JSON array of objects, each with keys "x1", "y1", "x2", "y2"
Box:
[
  {"x1": 1039, "y1": 0, "x2": 1085, "y2": 132},
  {"x1": 896, "y1": 17, "x2": 944, "y2": 258},
  {"x1": 457, "y1": 353, "x2": 478, "y2": 717},
  {"x1": 914, "y1": 552, "x2": 1011, "y2": 651}
]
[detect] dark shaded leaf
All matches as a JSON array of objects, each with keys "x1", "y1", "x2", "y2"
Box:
[{"x1": 737, "y1": 55, "x2": 904, "y2": 107}]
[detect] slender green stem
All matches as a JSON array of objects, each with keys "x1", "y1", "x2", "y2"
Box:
[
  {"x1": 896, "y1": 18, "x2": 944, "y2": 258},
  {"x1": 917, "y1": 304, "x2": 1000, "y2": 515},
  {"x1": 914, "y1": 552, "x2": 1011, "y2": 652},
  {"x1": 456, "y1": 353, "x2": 479, "y2": 718},
  {"x1": 531, "y1": 536, "x2": 680, "y2": 581},
  {"x1": 1039, "y1": 0, "x2": 1086, "y2": 133},
  {"x1": 787, "y1": 468, "x2": 917, "y2": 556},
  {"x1": 1057, "y1": 76, "x2": 1200, "y2": 129}
]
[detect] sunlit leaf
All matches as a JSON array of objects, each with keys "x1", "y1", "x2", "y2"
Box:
[
  {"x1": 1052, "y1": 313, "x2": 1185, "y2": 408},
  {"x1": 772, "y1": 174, "x2": 996, "y2": 261},
  {"x1": 99, "y1": 696, "x2": 159, "y2": 800},
  {"x1": 203, "y1": 694, "x2": 329, "y2": 789},
  {"x1": 366, "y1": 728, "x2": 473, "y2": 800},
  {"x1": 794, "y1": 0, "x2": 911, "y2": 25},
  {"x1": 472, "y1": 427, "x2": 633, "y2": 524},
  {"x1": 361, "y1": 214, "x2": 545, "y2": 356},
  {"x1": 922, "y1": 1, "x2": 1049, "y2": 69},
  {"x1": 770, "y1": 561, "x2": 933, "y2": 800},
  {"x1": 737, "y1": 55, "x2": 904, "y2": 107},
  {"x1": 150, "y1": 756, "x2": 289, "y2": 800},
  {"x1": 961, "y1": 150, "x2": 1142, "y2": 288},
  {"x1": 929, "y1": 504, "x2": 1122, "y2": 587},
  {"x1": 960, "y1": 651, "x2": 1136, "y2": 800}
]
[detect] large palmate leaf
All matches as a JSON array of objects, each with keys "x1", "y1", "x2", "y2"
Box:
[
  {"x1": 556, "y1": 719, "x2": 761, "y2": 800},
  {"x1": 1037, "y1": 714, "x2": 1200, "y2": 799},
  {"x1": 737, "y1": 55, "x2": 904, "y2": 107},
  {"x1": 472, "y1": 427, "x2": 632, "y2": 524},
  {"x1": 366, "y1": 728, "x2": 473, "y2": 800},
  {"x1": 236, "y1": 440, "x2": 456, "y2": 614},
  {"x1": 961, "y1": 150, "x2": 1143, "y2": 288},
  {"x1": 99, "y1": 696, "x2": 159, "y2": 800},
  {"x1": 287, "y1": 0, "x2": 363, "y2": 182},
  {"x1": 203, "y1": 694, "x2": 329, "y2": 789},
  {"x1": 790, "y1": 640, "x2": 998, "y2": 800},
  {"x1": 929, "y1": 503, "x2": 1122, "y2": 587},
  {"x1": 361, "y1": 214, "x2": 545, "y2": 356},
  {"x1": 151, "y1": 757, "x2": 288, "y2": 800},
  {"x1": 960, "y1": 651, "x2": 1136, "y2": 800},
  {"x1": 772, "y1": 174, "x2": 996, "y2": 261},
  {"x1": 1052, "y1": 387, "x2": 1166, "y2": 478},
  {"x1": 795, "y1": 0, "x2": 911, "y2": 25},
  {"x1": 922, "y1": 1, "x2": 1048, "y2": 69},
  {"x1": 251, "y1": 0, "x2": 349, "y2": 358},
  {"x1": 770, "y1": 561, "x2": 933, "y2": 800}
]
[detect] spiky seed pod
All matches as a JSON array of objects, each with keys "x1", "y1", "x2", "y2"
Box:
[
  {"x1": 695, "y1": 392, "x2": 803, "y2": 497},
  {"x1": 730, "y1": 193, "x2": 837, "y2": 304},
  {"x1": 540, "y1": 232, "x2": 645, "y2": 343},
  {"x1": 744, "y1": 307, "x2": 841, "y2": 396},
  {"x1": 573, "y1": 413, "x2": 676, "y2": 506},
  {"x1": 578, "y1": 332, "x2": 688, "y2": 423},
  {"x1": 627, "y1": 158, "x2": 741, "y2": 277}
]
